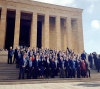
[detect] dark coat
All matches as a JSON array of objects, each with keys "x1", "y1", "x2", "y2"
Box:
[
  {"x1": 14, "y1": 49, "x2": 18, "y2": 58},
  {"x1": 50, "y1": 61, "x2": 56, "y2": 70},
  {"x1": 88, "y1": 55, "x2": 92, "y2": 62},
  {"x1": 75, "y1": 60, "x2": 81, "y2": 69},
  {"x1": 8, "y1": 49, "x2": 14, "y2": 57},
  {"x1": 33, "y1": 59, "x2": 40, "y2": 69},
  {"x1": 64, "y1": 60, "x2": 69, "y2": 70},
  {"x1": 19, "y1": 58, "x2": 24, "y2": 69},
  {"x1": 39, "y1": 60, "x2": 45, "y2": 68},
  {"x1": 68, "y1": 59, "x2": 73, "y2": 69},
  {"x1": 59, "y1": 60, "x2": 65, "y2": 69},
  {"x1": 81, "y1": 53, "x2": 86, "y2": 60}
]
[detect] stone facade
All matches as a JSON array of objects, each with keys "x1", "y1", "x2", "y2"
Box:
[{"x1": 0, "y1": 0, "x2": 84, "y2": 54}]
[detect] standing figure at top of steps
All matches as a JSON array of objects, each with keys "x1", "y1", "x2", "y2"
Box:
[{"x1": 8, "y1": 46, "x2": 14, "y2": 64}]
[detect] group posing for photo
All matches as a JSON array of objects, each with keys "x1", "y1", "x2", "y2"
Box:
[{"x1": 7, "y1": 46, "x2": 100, "y2": 79}]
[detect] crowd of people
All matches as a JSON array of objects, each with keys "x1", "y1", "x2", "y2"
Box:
[
  {"x1": 88, "y1": 52, "x2": 100, "y2": 72},
  {"x1": 8, "y1": 46, "x2": 100, "y2": 79}
]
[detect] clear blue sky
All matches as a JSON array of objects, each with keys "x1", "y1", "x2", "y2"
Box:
[{"x1": 33, "y1": 0, "x2": 100, "y2": 54}]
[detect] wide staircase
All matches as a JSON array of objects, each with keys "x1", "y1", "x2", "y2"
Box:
[
  {"x1": 0, "y1": 51, "x2": 19, "y2": 80},
  {"x1": 0, "y1": 51, "x2": 100, "y2": 84}
]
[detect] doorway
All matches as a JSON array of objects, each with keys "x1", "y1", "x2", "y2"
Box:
[
  {"x1": 19, "y1": 12, "x2": 32, "y2": 47},
  {"x1": 5, "y1": 10, "x2": 16, "y2": 49},
  {"x1": 37, "y1": 21, "x2": 42, "y2": 48}
]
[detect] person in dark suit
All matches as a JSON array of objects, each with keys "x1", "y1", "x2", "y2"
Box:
[
  {"x1": 88, "y1": 53, "x2": 93, "y2": 69},
  {"x1": 45, "y1": 56, "x2": 51, "y2": 78},
  {"x1": 93, "y1": 53, "x2": 98, "y2": 70},
  {"x1": 76, "y1": 57, "x2": 81, "y2": 78},
  {"x1": 72, "y1": 57, "x2": 76, "y2": 78},
  {"x1": 64, "y1": 56, "x2": 69, "y2": 78},
  {"x1": 8, "y1": 46, "x2": 14, "y2": 64},
  {"x1": 81, "y1": 51, "x2": 86, "y2": 60},
  {"x1": 68, "y1": 56, "x2": 73, "y2": 78},
  {"x1": 33, "y1": 55, "x2": 40, "y2": 79},
  {"x1": 50, "y1": 58, "x2": 56, "y2": 78},
  {"x1": 27, "y1": 56, "x2": 33, "y2": 79},
  {"x1": 39, "y1": 57, "x2": 45, "y2": 78},
  {"x1": 19, "y1": 54, "x2": 27, "y2": 79},
  {"x1": 55, "y1": 56, "x2": 59, "y2": 76},
  {"x1": 13, "y1": 47, "x2": 18, "y2": 64},
  {"x1": 59, "y1": 56, "x2": 65, "y2": 78},
  {"x1": 16, "y1": 51, "x2": 21, "y2": 68}
]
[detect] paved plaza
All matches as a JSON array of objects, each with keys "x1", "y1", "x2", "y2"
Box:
[{"x1": 0, "y1": 82, "x2": 100, "y2": 89}]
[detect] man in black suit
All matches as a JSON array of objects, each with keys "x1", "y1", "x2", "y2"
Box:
[
  {"x1": 33, "y1": 55, "x2": 40, "y2": 79},
  {"x1": 8, "y1": 46, "x2": 14, "y2": 64},
  {"x1": 76, "y1": 57, "x2": 81, "y2": 78},
  {"x1": 81, "y1": 51, "x2": 86, "y2": 60},
  {"x1": 27, "y1": 56, "x2": 34, "y2": 79},
  {"x1": 59, "y1": 56, "x2": 65, "y2": 78},
  {"x1": 88, "y1": 53, "x2": 93, "y2": 69},
  {"x1": 68, "y1": 56, "x2": 73, "y2": 78},
  {"x1": 19, "y1": 54, "x2": 27, "y2": 79},
  {"x1": 45, "y1": 56, "x2": 51, "y2": 78},
  {"x1": 13, "y1": 47, "x2": 18, "y2": 64},
  {"x1": 50, "y1": 58, "x2": 56, "y2": 78},
  {"x1": 64, "y1": 57, "x2": 69, "y2": 78}
]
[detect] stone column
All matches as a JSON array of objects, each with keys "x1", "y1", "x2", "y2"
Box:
[
  {"x1": 66, "y1": 17, "x2": 73, "y2": 50},
  {"x1": 44, "y1": 14, "x2": 49, "y2": 48},
  {"x1": 30, "y1": 12, "x2": 37, "y2": 48},
  {"x1": 13, "y1": 10, "x2": 20, "y2": 48},
  {"x1": 56, "y1": 16, "x2": 61, "y2": 50},
  {"x1": 64, "y1": 30, "x2": 67, "y2": 51},
  {"x1": 77, "y1": 17, "x2": 84, "y2": 54},
  {"x1": 0, "y1": 8, "x2": 7, "y2": 49}
]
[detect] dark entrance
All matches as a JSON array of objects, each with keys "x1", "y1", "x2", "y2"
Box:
[
  {"x1": 37, "y1": 21, "x2": 42, "y2": 48},
  {"x1": 5, "y1": 10, "x2": 16, "y2": 49},
  {"x1": 19, "y1": 12, "x2": 32, "y2": 47}
]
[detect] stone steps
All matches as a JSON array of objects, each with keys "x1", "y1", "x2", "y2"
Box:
[{"x1": 0, "y1": 51, "x2": 100, "y2": 84}]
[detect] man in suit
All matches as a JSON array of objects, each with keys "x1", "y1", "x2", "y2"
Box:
[
  {"x1": 19, "y1": 54, "x2": 27, "y2": 79},
  {"x1": 64, "y1": 56, "x2": 69, "y2": 78},
  {"x1": 39, "y1": 57, "x2": 45, "y2": 78},
  {"x1": 50, "y1": 58, "x2": 56, "y2": 78},
  {"x1": 45, "y1": 56, "x2": 50, "y2": 78},
  {"x1": 33, "y1": 55, "x2": 40, "y2": 79},
  {"x1": 81, "y1": 51, "x2": 86, "y2": 60},
  {"x1": 72, "y1": 57, "x2": 76, "y2": 78},
  {"x1": 68, "y1": 56, "x2": 73, "y2": 78},
  {"x1": 76, "y1": 57, "x2": 81, "y2": 78},
  {"x1": 93, "y1": 53, "x2": 98, "y2": 70},
  {"x1": 59, "y1": 56, "x2": 65, "y2": 78},
  {"x1": 13, "y1": 47, "x2": 18, "y2": 64},
  {"x1": 16, "y1": 51, "x2": 21, "y2": 68},
  {"x1": 27, "y1": 56, "x2": 34, "y2": 79},
  {"x1": 8, "y1": 46, "x2": 14, "y2": 64},
  {"x1": 88, "y1": 53, "x2": 93, "y2": 69}
]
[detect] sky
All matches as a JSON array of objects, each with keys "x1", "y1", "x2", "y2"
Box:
[{"x1": 33, "y1": 0, "x2": 100, "y2": 54}]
